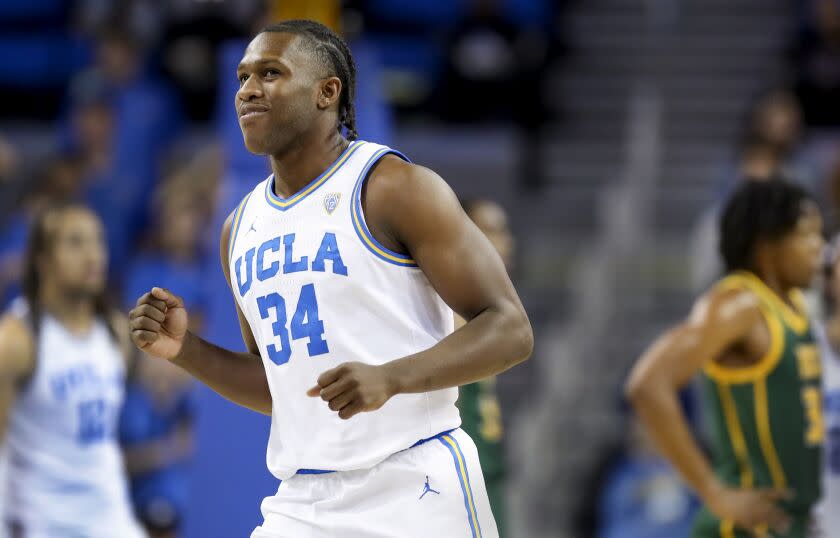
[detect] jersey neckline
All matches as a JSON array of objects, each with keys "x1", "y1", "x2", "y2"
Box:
[
  {"x1": 264, "y1": 140, "x2": 364, "y2": 211},
  {"x1": 736, "y1": 271, "x2": 809, "y2": 334}
]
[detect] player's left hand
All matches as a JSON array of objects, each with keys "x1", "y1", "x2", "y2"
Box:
[{"x1": 307, "y1": 362, "x2": 397, "y2": 419}]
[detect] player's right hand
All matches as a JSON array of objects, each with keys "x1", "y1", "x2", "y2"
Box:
[
  {"x1": 705, "y1": 485, "x2": 791, "y2": 535},
  {"x1": 129, "y1": 287, "x2": 189, "y2": 361}
]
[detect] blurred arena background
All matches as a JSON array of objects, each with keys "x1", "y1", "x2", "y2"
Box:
[{"x1": 1, "y1": 0, "x2": 838, "y2": 537}]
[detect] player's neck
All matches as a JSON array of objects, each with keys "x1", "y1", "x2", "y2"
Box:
[
  {"x1": 39, "y1": 284, "x2": 96, "y2": 335},
  {"x1": 269, "y1": 131, "x2": 349, "y2": 199},
  {"x1": 753, "y1": 269, "x2": 795, "y2": 305}
]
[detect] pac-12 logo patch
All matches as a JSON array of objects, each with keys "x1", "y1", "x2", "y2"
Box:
[{"x1": 324, "y1": 193, "x2": 341, "y2": 214}]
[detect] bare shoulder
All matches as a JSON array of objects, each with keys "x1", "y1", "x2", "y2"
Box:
[
  {"x1": 688, "y1": 284, "x2": 763, "y2": 333},
  {"x1": 0, "y1": 313, "x2": 35, "y2": 378},
  {"x1": 366, "y1": 155, "x2": 452, "y2": 204},
  {"x1": 364, "y1": 155, "x2": 460, "y2": 242}
]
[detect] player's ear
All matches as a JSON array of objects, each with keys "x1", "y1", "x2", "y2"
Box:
[{"x1": 317, "y1": 77, "x2": 342, "y2": 110}]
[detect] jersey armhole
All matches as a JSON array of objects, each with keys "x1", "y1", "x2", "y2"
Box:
[
  {"x1": 703, "y1": 279, "x2": 786, "y2": 384},
  {"x1": 228, "y1": 191, "x2": 254, "y2": 263},
  {"x1": 349, "y1": 149, "x2": 419, "y2": 268}
]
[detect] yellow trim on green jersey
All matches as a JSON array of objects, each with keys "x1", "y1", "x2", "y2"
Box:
[
  {"x1": 717, "y1": 383, "x2": 753, "y2": 488},
  {"x1": 754, "y1": 378, "x2": 787, "y2": 488},
  {"x1": 703, "y1": 301, "x2": 785, "y2": 385},
  {"x1": 737, "y1": 271, "x2": 808, "y2": 335}
]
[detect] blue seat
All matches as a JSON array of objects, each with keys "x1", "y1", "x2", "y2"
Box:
[
  {"x1": 502, "y1": 0, "x2": 554, "y2": 27},
  {"x1": 0, "y1": 0, "x2": 66, "y2": 21},
  {"x1": 365, "y1": 0, "x2": 466, "y2": 26},
  {"x1": 0, "y1": 35, "x2": 88, "y2": 87}
]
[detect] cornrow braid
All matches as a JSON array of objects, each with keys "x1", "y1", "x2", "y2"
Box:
[{"x1": 261, "y1": 20, "x2": 359, "y2": 141}]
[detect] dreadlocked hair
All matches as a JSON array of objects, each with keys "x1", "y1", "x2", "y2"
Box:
[
  {"x1": 719, "y1": 178, "x2": 813, "y2": 274},
  {"x1": 261, "y1": 20, "x2": 358, "y2": 141},
  {"x1": 21, "y1": 203, "x2": 115, "y2": 339}
]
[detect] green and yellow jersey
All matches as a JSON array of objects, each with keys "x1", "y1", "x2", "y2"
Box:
[
  {"x1": 458, "y1": 377, "x2": 506, "y2": 536},
  {"x1": 693, "y1": 272, "x2": 823, "y2": 538}
]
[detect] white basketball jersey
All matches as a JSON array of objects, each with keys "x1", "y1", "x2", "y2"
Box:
[
  {"x1": 816, "y1": 323, "x2": 840, "y2": 534},
  {"x1": 228, "y1": 140, "x2": 460, "y2": 479},
  {"x1": 4, "y1": 299, "x2": 144, "y2": 538}
]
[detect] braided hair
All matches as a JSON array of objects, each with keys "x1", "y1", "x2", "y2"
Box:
[{"x1": 261, "y1": 20, "x2": 358, "y2": 141}]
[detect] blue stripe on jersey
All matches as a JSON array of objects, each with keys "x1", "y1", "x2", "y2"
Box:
[
  {"x1": 264, "y1": 141, "x2": 364, "y2": 211},
  {"x1": 296, "y1": 469, "x2": 335, "y2": 475},
  {"x1": 228, "y1": 192, "x2": 253, "y2": 262},
  {"x1": 439, "y1": 433, "x2": 483, "y2": 538},
  {"x1": 294, "y1": 429, "x2": 458, "y2": 476},
  {"x1": 350, "y1": 148, "x2": 419, "y2": 267}
]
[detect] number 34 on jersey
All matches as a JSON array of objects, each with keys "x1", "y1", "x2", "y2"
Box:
[{"x1": 232, "y1": 231, "x2": 349, "y2": 367}]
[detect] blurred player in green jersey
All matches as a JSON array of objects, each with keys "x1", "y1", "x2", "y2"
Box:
[
  {"x1": 458, "y1": 199, "x2": 513, "y2": 537},
  {"x1": 626, "y1": 179, "x2": 825, "y2": 538}
]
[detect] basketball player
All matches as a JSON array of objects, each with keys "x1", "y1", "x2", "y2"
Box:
[
  {"x1": 0, "y1": 204, "x2": 144, "y2": 537},
  {"x1": 626, "y1": 179, "x2": 824, "y2": 538},
  {"x1": 129, "y1": 20, "x2": 532, "y2": 538},
  {"x1": 458, "y1": 199, "x2": 513, "y2": 537},
  {"x1": 815, "y1": 235, "x2": 840, "y2": 534}
]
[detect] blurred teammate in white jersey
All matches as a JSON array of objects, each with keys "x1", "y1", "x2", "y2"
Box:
[
  {"x1": 0, "y1": 204, "x2": 144, "y2": 538},
  {"x1": 130, "y1": 19, "x2": 532, "y2": 538},
  {"x1": 816, "y1": 235, "x2": 840, "y2": 534}
]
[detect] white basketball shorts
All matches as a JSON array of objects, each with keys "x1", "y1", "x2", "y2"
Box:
[{"x1": 250, "y1": 428, "x2": 498, "y2": 538}]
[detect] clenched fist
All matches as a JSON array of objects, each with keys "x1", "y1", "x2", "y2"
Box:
[
  {"x1": 129, "y1": 287, "x2": 189, "y2": 360},
  {"x1": 307, "y1": 362, "x2": 398, "y2": 420}
]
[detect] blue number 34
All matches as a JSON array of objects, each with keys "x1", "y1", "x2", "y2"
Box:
[{"x1": 256, "y1": 284, "x2": 328, "y2": 365}]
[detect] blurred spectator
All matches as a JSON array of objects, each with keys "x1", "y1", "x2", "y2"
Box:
[
  {"x1": 715, "y1": 90, "x2": 811, "y2": 199},
  {"x1": 437, "y1": 0, "x2": 553, "y2": 188},
  {"x1": 0, "y1": 138, "x2": 20, "y2": 187},
  {"x1": 66, "y1": 25, "x2": 184, "y2": 273},
  {"x1": 815, "y1": 235, "x2": 840, "y2": 535},
  {"x1": 438, "y1": 0, "x2": 550, "y2": 125},
  {"x1": 159, "y1": 6, "x2": 254, "y2": 123},
  {"x1": 66, "y1": 92, "x2": 141, "y2": 278},
  {"x1": 744, "y1": 89, "x2": 803, "y2": 158},
  {"x1": 0, "y1": 153, "x2": 84, "y2": 310},
  {"x1": 819, "y1": 152, "x2": 840, "y2": 234},
  {"x1": 122, "y1": 151, "x2": 220, "y2": 331},
  {"x1": 795, "y1": 0, "x2": 840, "y2": 126},
  {"x1": 596, "y1": 417, "x2": 698, "y2": 538},
  {"x1": 0, "y1": 136, "x2": 25, "y2": 231},
  {"x1": 691, "y1": 139, "x2": 782, "y2": 292},
  {"x1": 458, "y1": 199, "x2": 515, "y2": 537},
  {"x1": 120, "y1": 353, "x2": 195, "y2": 538},
  {"x1": 119, "y1": 161, "x2": 219, "y2": 537}
]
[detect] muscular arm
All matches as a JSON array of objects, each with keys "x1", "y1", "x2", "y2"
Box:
[
  {"x1": 374, "y1": 158, "x2": 532, "y2": 392},
  {"x1": 130, "y1": 212, "x2": 272, "y2": 415},
  {"x1": 625, "y1": 287, "x2": 785, "y2": 516},
  {"x1": 309, "y1": 157, "x2": 532, "y2": 417},
  {"x1": 0, "y1": 314, "x2": 35, "y2": 439}
]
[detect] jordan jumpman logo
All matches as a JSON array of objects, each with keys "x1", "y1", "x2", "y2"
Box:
[{"x1": 419, "y1": 475, "x2": 440, "y2": 499}]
